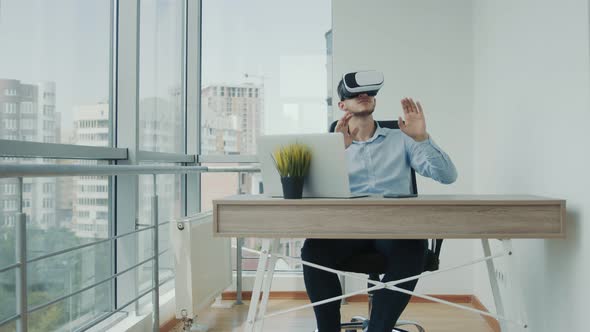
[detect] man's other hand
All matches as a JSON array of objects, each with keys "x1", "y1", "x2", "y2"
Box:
[
  {"x1": 399, "y1": 98, "x2": 429, "y2": 142},
  {"x1": 335, "y1": 111, "x2": 359, "y2": 148}
]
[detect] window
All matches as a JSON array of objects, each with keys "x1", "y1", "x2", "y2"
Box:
[
  {"x1": 77, "y1": 211, "x2": 90, "y2": 218},
  {"x1": 139, "y1": 0, "x2": 184, "y2": 153},
  {"x1": 4, "y1": 88, "x2": 17, "y2": 96},
  {"x1": 43, "y1": 183, "x2": 54, "y2": 193},
  {"x1": 4, "y1": 102, "x2": 17, "y2": 113},
  {"x1": 137, "y1": 169, "x2": 181, "y2": 307},
  {"x1": 43, "y1": 105, "x2": 54, "y2": 116},
  {"x1": 3, "y1": 214, "x2": 17, "y2": 224},
  {"x1": 2, "y1": 199, "x2": 17, "y2": 211},
  {"x1": 21, "y1": 101, "x2": 34, "y2": 113},
  {"x1": 42, "y1": 198, "x2": 54, "y2": 209},
  {"x1": 21, "y1": 119, "x2": 34, "y2": 130},
  {"x1": 1, "y1": 165, "x2": 112, "y2": 331},
  {"x1": 0, "y1": 1, "x2": 110, "y2": 145},
  {"x1": 3, "y1": 119, "x2": 17, "y2": 129},
  {"x1": 201, "y1": 0, "x2": 330, "y2": 157},
  {"x1": 0, "y1": 3, "x2": 113, "y2": 322},
  {"x1": 2, "y1": 184, "x2": 17, "y2": 194},
  {"x1": 43, "y1": 120, "x2": 54, "y2": 130},
  {"x1": 200, "y1": 0, "x2": 331, "y2": 271}
]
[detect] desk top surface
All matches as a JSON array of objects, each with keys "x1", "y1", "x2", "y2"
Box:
[
  {"x1": 214, "y1": 194, "x2": 564, "y2": 205},
  {"x1": 213, "y1": 194, "x2": 566, "y2": 239}
]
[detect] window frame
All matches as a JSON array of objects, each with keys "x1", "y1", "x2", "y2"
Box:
[{"x1": 0, "y1": 0, "x2": 275, "y2": 330}]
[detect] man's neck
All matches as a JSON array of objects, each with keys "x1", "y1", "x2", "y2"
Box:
[{"x1": 348, "y1": 115, "x2": 376, "y2": 142}]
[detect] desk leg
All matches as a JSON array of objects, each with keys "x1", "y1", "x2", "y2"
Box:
[
  {"x1": 500, "y1": 239, "x2": 529, "y2": 331},
  {"x1": 255, "y1": 239, "x2": 280, "y2": 332},
  {"x1": 482, "y1": 239, "x2": 508, "y2": 331},
  {"x1": 246, "y1": 239, "x2": 271, "y2": 332}
]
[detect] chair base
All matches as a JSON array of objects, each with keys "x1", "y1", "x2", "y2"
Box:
[{"x1": 338, "y1": 317, "x2": 425, "y2": 332}]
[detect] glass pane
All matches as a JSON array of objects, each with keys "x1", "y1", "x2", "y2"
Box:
[
  {"x1": 0, "y1": 195, "x2": 16, "y2": 266},
  {"x1": 0, "y1": 158, "x2": 113, "y2": 330},
  {"x1": 200, "y1": 163, "x2": 240, "y2": 212},
  {"x1": 200, "y1": 164, "x2": 301, "y2": 271},
  {"x1": 201, "y1": 0, "x2": 332, "y2": 156},
  {"x1": 27, "y1": 241, "x2": 111, "y2": 317},
  {"x1": 0, "y1": 321, "x2": 16, "y2": 332},
  {"x1": 0, "y1": 269, "x2": 16, "y2": 324},
  {"x1": 0, "y1": 159, "x2": 109, "y2": 256},
  {"x1": 0, "y1": 1, "x2": 111, "y2": 145},
  {"x1": 137, "y1": 171, "x2": 181, "y2": 305},
  {"x1": 139, "y1": 0, "x2": 184, "y2": 153},
  {"x1": 27, "y1": 281, "x2": 110, "y2": 331}
]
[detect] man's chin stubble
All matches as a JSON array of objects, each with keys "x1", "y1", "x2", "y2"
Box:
[{"x1": 352, "y1": 109, "x2": 375, "y2": 117}]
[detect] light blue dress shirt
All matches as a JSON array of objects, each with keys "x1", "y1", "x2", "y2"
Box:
[{"x1": 346, "y1": 123, "x2": 457, "y2": 195}]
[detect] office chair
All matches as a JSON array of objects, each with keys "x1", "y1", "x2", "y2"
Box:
[{"x1": 326, "y1": 120, "x2": 443, "y2": 332}]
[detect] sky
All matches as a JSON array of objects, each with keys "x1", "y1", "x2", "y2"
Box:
[
  {"x1": 0, "y1": 0, "x2": 331, "y2": 138},
  {"x1": 0, "y1": 0, "x2": 110, "y2": 137}
]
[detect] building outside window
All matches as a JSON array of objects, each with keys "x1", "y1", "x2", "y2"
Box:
[
  {"x1": 0, "y1": 1, "x2": 112, "y2": 330},
  {"x1": 200, "y1": 0, "x2": 331, "y2": 271}
]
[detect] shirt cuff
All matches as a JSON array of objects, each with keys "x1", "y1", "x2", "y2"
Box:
[
  {"x1": 413, "y1": 136, "x2": 432, "y2": 145},
  {"x1": 415, "y1": 136, "x2": 445, "y2": 154}
]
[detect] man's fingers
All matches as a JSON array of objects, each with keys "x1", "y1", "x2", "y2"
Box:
[
  {"x1": 342, "y1": 112, "x2": 353, "y2": 124},
  {"x1": 343, "y1": 112, "x2": 353, "y2": 124},
  {"x1": 398, "y1": 116, "x2": 406, "y2": 129},
  {"x1": 401, "y1": 98, "x2": 409, "y2": 115},
  {"x1": 416, "y1": 101, "x2": 424, "y2": 114},
  {"x1": 335, "y1": 114, "x2": 353, "y2": 134},
  {"x1": 338, "y1": 114, "x2": 346, "y2": 125},
  {"x1": 335, "y1": 120, "x2": 346, "y2": 133},
  {"x1": 408, "y1": 98, "x2": 418, "y2": 113}
]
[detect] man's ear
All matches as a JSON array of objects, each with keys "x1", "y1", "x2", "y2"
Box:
[{"x1": 337, "y1": 100, "x2": 346, "y2": 111}]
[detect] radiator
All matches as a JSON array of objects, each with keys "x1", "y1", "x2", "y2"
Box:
[{"x1": 171, "y1": 211, "x2": 232, "y2": 319}]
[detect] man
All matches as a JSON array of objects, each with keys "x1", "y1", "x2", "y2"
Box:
[{"x1": 301, "y1": 73, "x2": 457, "y2": 332}]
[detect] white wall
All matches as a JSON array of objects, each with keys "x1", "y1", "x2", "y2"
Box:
[
  {"x1": 473, "y1": 0, "x2": 590, "y2": 331},
  {"x1": 333, "y1": 0, "x2": 476, "y2": 295}
]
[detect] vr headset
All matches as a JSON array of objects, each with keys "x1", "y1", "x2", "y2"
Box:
[{"x1": 338, "y1": 70, "x2": 384, "y2": 100}]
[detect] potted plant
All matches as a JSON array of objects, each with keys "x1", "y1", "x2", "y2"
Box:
[{"x1": 271, "y1": 143, "x2": 311, "y2": 199}]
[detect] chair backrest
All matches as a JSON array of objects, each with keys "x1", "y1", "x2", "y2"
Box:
[{"x1": 329, "y1": 119, "x2": 442, "y2": 271}]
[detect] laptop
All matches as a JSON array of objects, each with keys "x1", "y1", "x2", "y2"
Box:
[{"x1": 257, "y1": 133, "x2": 366, "y2": 198}]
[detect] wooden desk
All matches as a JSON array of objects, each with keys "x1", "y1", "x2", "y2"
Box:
[
  {"x1": 213, "y1": 194, "x2": 566, "y2": 239},
  {"x1": 212, "y1": 194, "x2": 566, "y2": 332}
]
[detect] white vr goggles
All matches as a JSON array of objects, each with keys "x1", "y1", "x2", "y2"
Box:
[{"x1": 338, "y1": 70, "x2": 384, "y2": 100}]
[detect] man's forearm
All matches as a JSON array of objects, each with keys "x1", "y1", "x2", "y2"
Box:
[{"x1": 407, "y1": 136, "x2": 457, "y2": 184}]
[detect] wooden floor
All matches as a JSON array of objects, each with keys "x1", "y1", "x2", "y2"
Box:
[{"x1": 169, "y1": 300, "x2": 495, "y2": 332}]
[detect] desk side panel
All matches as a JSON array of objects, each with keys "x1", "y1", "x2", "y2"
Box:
[{"x1": 215, "y1": 204, "x2": 563, "y2": 239}]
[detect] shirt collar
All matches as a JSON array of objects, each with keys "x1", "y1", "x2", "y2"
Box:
[
  {"x1": 374, "y1": 121, "x2": 389, "y2": 138},
  {"x1": 353, "y1": 121, "x2": 389, "y2": 144}
]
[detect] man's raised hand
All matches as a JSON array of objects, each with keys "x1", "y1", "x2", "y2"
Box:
[
  {"x1": 399, "y1": 98, "x2": 429, "y2": 142},
  {"x1": 335, "y1": 111, "x2": 359, "y2": 148}
]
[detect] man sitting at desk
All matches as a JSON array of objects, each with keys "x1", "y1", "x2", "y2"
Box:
[{"x1": 301, "y1": 72, "x2": 458, "y2": 332}]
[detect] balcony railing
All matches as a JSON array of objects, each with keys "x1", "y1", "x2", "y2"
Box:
[{"x1": 0, "y1": 163, "x2": 260, "y2": 332}]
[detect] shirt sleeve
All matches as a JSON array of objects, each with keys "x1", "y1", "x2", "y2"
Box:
[{"x1": 402, "y1": 133, "x2": 458, "y2": 184}]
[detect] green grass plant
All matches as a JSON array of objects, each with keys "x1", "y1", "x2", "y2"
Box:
[{"x1": 271, "y1": 143, "x2": 311, "y2": 178}]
